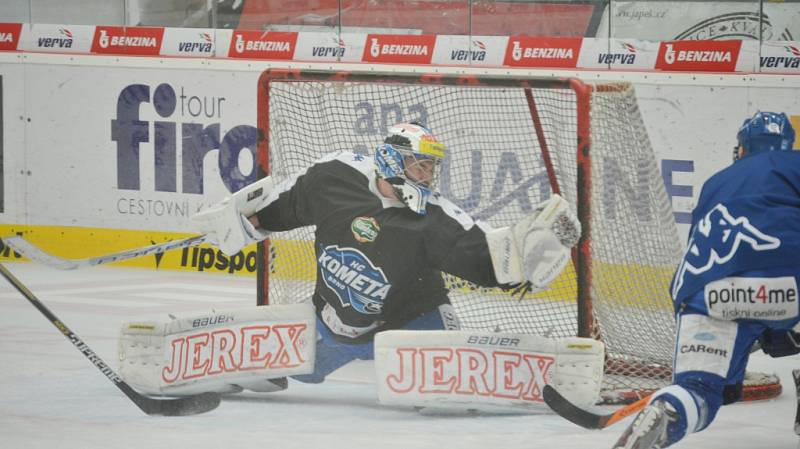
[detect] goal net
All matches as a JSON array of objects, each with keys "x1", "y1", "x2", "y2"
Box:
[{"x1": 254, "y1": 69, "x2": 776, "y2": 403}]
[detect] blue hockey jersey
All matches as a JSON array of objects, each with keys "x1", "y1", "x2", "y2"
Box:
[{"x1": 671, "y1": 151, "x2": 800, "y2": 305}]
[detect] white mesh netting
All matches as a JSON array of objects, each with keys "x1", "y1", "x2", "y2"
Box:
[{"x1": 257, "y1": 72, "x2": 683, "y2": 399}]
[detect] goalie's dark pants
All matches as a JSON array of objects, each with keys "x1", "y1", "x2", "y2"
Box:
[
  {"x1": 654, "y1": 268, "x2": 800, "y2": 447},
  {"x1": 292, "y1": 309, "x2": 448, "y2": 384}
]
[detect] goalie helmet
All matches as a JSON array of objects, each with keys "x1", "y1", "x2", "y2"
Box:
[
  {"x1": 375, "y1": 123, "x2": 446, "y2": 215},
  {"x1": 734, "y1": 111, "x2": 795, "y2": 162}
]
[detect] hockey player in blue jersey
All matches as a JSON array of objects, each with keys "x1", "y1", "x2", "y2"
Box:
[{"x1": 613, "y1": 111, "x2": 800, "y2": 449}]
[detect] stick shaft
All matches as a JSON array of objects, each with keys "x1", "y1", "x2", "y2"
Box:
[
  {"x1": 0, "y1": 263, "x2": 220, "y2": 416},
  {"x1": 2, "y1": 235, "x2": 207, "y2": 270}
]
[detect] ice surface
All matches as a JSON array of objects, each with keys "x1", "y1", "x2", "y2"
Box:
[{"x1": 0, "y1": 262, "x2": 796, "y2": 449}]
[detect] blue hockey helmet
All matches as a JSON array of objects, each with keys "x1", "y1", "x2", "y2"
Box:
[
  {"x1": 734, "y1": 111, "x2": 795, "y2": 162},
  {"x1": 375, "y1": 123, "x2": 446, "y2": 215}
]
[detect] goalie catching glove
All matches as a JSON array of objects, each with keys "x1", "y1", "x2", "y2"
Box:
[
  {"x1": 191, "y1": 176, "x2": 274, "y2": 256},
  {"x1": 485, "y1": 194, "x2": 581, "y2": 289}
]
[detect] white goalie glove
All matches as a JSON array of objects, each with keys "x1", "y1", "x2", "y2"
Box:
[
  {"x1": 485, "y1": 194, "x2": 581, "y2": 289},
  {"x1": 191, "y1": 177, "x2": 274, "y2": 256}
]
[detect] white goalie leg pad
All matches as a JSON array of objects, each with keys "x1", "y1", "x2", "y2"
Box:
[
  {"x1": 191, "y1": 176, "x2": 274, "y2": 256},
  {"x1": 118, "y1": 304, "x2": 316, "y2": 396},
  {"x1": 485, "y1": 194, "x2": 581, "y2": 288},
  {"x1": 374, "y1": 330, "x2": 603, "y2": 412}
]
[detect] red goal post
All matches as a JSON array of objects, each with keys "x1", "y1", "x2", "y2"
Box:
[{"x1": 254, "y1": 68, "x2": 781, "y2": 404}]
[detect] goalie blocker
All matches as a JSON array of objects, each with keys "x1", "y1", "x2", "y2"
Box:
[
  {"x1": 191, "y1": 176, "x2": 275, "y2": 256},
  {"x1": 118, "y1": 304, "x2": 315, "y2": 396},
  {"x1": 375, "y1": 330, "x2": 604, "y2": 412}
]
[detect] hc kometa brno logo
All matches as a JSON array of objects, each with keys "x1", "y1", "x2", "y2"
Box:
[
  {"x1": 318, "y1": 244, "x2": 391, "y2": 315},
  {"x1": 111, "y1": 83, "x2": 257, "y2": 195}
]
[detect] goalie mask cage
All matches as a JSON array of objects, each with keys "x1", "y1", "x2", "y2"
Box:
[{"x1": 255, "y1": 69, "x2": 779, "y2": 404}]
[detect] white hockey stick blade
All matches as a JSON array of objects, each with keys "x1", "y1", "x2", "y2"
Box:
[{"x1": 2, "y1": 235, "x2": 208, "y2": 270}]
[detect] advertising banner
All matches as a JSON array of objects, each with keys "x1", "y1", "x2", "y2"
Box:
[
  {"x1": 227, "y1": 30, "x2": 297, "y2": 59},
  {"x1": 19, "y1": 64, "x2": 258, "y2": 232},
  {"x1": 577, "y1": 38, "x2": 659, "y2": 70},
  {"x1": 362, "y1": 34, "x2": 436, "y2": 65},
  {"x1": 634, "y1": 83, "x2": 800, "y2": 230},
  {"x1": 24, "y1": 23, "x2": 95, "y2": 54},
  {"x1": 293, "y1": 32, "x2": 365, "y2": 63},
  {"x1": 759, "y1": 41, "x2": 800, "y2": 73},
  {"x1": 90, "y1": 26, "x2": 164, "y2": 56},
  {"x1": 0, "y1": 63, "x2": 24, "y2": 225},
  {"x1": 2, "y1": 21, "x2": 799, "y2": 72},
  {"x1": 160, "y1": 27, "x2": 216, "y2": 57},
  {"x1": 503, "y1": 37, "x2": 583, "y2": 68},
  {"x1": 0, "y1": 23, "x2": 22, "y2": 51},
  {"x1": 431, "y1": 35, "x2": 508, "y2": 67},
  {"x1": 654, "y1": 39, "x2": 742, "y2": 72}
]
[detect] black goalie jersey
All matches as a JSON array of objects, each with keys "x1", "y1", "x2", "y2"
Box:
[{"x1": 256, "y1": 151, "x2": 500, "y2": 337}]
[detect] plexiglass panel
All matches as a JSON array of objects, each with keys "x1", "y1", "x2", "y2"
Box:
[
  {"x1": 471, "y1": 0, "x2": 603, "y2": 37},
  {"x1": 235, "y1": 1, "x2": 340, "y2": 32},
  {"x1": 339, "y1": 0, "x2": 468, "y2": 35},
  {"x1": 603, "y1": 0, "x2": 800, "y2": 41},
  {"x1": 0, "y1": 0, "x2": 30, "y2": 23},
  {"x1": 29, "y1": 0, "x2": 124, "y2": 26},
  {"x1": 129, "y1": 0, "x2": 209, "y2": 27}
]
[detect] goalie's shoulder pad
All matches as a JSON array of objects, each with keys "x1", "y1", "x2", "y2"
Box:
[
  {"x1": 374, "y1": 330, "x2": 603, "y2": 412},
  {"x1": 119, "y1": 304, "x2": 316, "y2": 396}
]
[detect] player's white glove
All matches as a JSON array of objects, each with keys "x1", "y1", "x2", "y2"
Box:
[
  {"x1": 191, "y1": 177, "x2": 275, "y2": 256},
  {"x1": 485, "y1": 194, "x2": 581, "y2": 289}
]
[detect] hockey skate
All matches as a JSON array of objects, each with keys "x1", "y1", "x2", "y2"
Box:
[{"x1": 612, "y1": 400, "x2": 677, "y2": 449}]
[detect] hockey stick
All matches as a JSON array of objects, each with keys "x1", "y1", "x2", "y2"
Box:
[
  {"x1": 0, "y1": 263, "x2": 221, "y2": 416},
  {"x1": 543, "y1": 385, "x2": 650, "y2": 430},
  {"x1": 1, "y1": 234, "x2": 208, "y2": 270}
]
